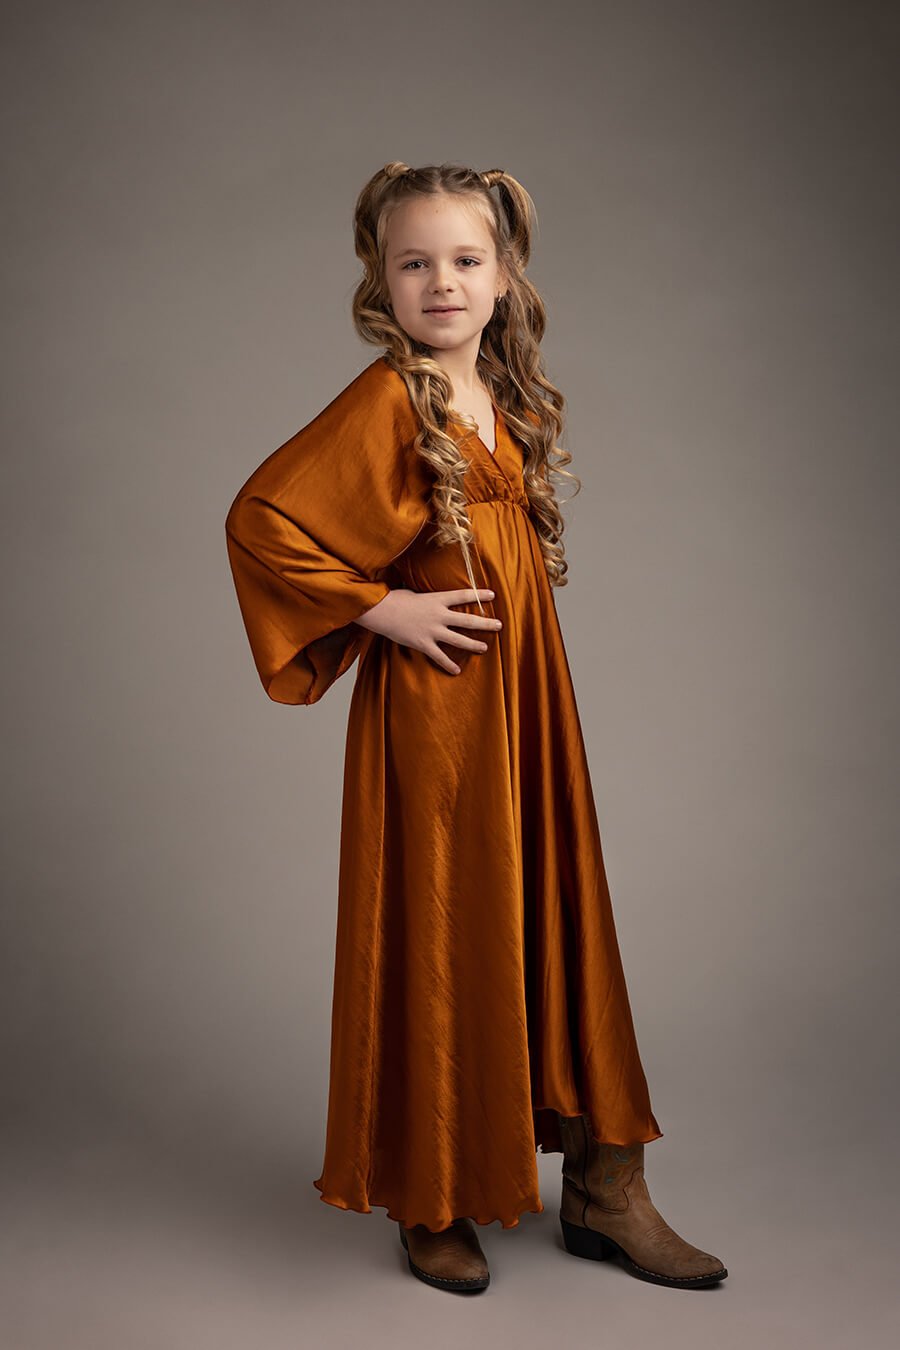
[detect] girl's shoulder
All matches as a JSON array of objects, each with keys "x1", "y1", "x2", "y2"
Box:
[
  {"x1": 306, "y1": 354, "x2": 424, "y2": 474},
  {"x1": 320, "y1": 353, "x2": 415, "y2": 432},
  {"x1": 234, "y1": 354, "x2": 429, "y2": 511}
]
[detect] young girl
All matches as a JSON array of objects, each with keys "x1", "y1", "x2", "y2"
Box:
[{"x1": 225, "y1": 161, "x2": 727, "y2": 1295}]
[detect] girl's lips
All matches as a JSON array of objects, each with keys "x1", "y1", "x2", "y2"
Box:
[{"x1": 425, "y1": 307, "x2": 464, "y2": 316}]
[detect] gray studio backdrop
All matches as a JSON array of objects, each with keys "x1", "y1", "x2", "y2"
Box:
[{"x1": 2, "y1": 2, "x2": 897, "y2": 1348}]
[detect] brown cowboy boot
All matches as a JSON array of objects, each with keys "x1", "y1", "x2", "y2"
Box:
[
  {"x1": 398, "y1": 1217, "x2": 490, "y2": 1292},
  {"x1": 558, "y1": 1114, "x2": 727, "y2": 1289}
]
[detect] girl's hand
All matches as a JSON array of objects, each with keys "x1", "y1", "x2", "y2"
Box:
[{"x1": 356, "y1": 588, "x2": 502, "y2": 676}]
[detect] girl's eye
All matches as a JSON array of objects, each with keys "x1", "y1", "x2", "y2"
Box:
[{"x1": 401, "y1": 258, "x2": 481, "y2": 271}]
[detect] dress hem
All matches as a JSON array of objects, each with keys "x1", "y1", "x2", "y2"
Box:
[
  {"x1": 532, "y1": 1099, "x2": 664, "y2": 1153},
  {"x1": 312, "y1": 1103, "x2": 664, "y2": 1230},
  {"x1": 312, "y1": 1176, "x2": 546, "y2": 1233}
]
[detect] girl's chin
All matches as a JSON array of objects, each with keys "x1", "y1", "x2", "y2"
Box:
[{"x1": 410, "y1": 325, "x2": 483, "y2": 349}]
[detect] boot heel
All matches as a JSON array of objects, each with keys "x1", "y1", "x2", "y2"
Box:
[{"x1": 560, "y1": 1216, "x2": 618, "y2": 1262}]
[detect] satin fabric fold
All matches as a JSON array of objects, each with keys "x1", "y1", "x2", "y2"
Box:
[{"x1": 226, "y1": 354, "x2": 662, "y2": 1233}]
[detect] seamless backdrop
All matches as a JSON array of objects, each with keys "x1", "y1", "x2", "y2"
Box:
[{"x1": 1, "y1": 2, "x2": 898, "y2": 1348}]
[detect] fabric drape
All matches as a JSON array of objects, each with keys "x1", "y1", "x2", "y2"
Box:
[{"x1": 226, "y1": 354, "x2": 662, "y2": 1233}]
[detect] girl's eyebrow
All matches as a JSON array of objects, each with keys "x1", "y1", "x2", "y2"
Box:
[{"x1": 393, "y1": 245, "x2": 488, "y2": 259}]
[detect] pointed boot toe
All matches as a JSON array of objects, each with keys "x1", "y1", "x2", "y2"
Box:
[{"x1": 558, "y1": 1114, "x2": 728, "y2": 1290}]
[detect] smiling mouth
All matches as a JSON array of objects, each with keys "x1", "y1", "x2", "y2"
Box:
[{"x1": 425, "y1": 307, "x2": 464, "y2": 313}]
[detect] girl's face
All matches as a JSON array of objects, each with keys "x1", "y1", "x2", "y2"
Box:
[{"x1": 383, "y1": 193, "x2": 505, "y2": 356}]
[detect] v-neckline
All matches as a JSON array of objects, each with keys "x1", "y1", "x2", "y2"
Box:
[
  {"x1": 449, "y1": 404, "x2": 516, "y2": 488},
  {"x1": 474, "y1": 404, "x2": 500, "y2": 458}
]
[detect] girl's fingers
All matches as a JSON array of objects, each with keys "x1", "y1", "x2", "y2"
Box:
[
  {"x1": 437, "y1": 627, "x2": 490, "y2": 653},
  {"x1": 442, "y1": 588, "x2": 495, "y2": 606},
  {"x1": 423, "y1": 642, "x2": 462, "y2": 675},
  {"x1": 413, "y1": 591, "x2": 501, "y2": 671},
  {"x1": 444, "y1": 612, "x2": 503, "y2": 631}
]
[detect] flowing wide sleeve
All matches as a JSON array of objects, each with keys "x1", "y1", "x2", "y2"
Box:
[{"x1": 225, "y1": 357, "x2": 432, "y2": 706}]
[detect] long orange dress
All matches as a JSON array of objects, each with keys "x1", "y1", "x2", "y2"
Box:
[{"x1": 225, "y1": 353, "x2": 662, "y2": 1233}]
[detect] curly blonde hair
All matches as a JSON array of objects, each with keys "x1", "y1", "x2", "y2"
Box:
[{"x1": 351, "y1": 161, "x2": 581, "y2": 599}]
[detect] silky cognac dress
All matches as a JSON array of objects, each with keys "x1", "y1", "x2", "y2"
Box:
[{"x1": 225, "y1": 353, "x2": 662, "y2": 1233}]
